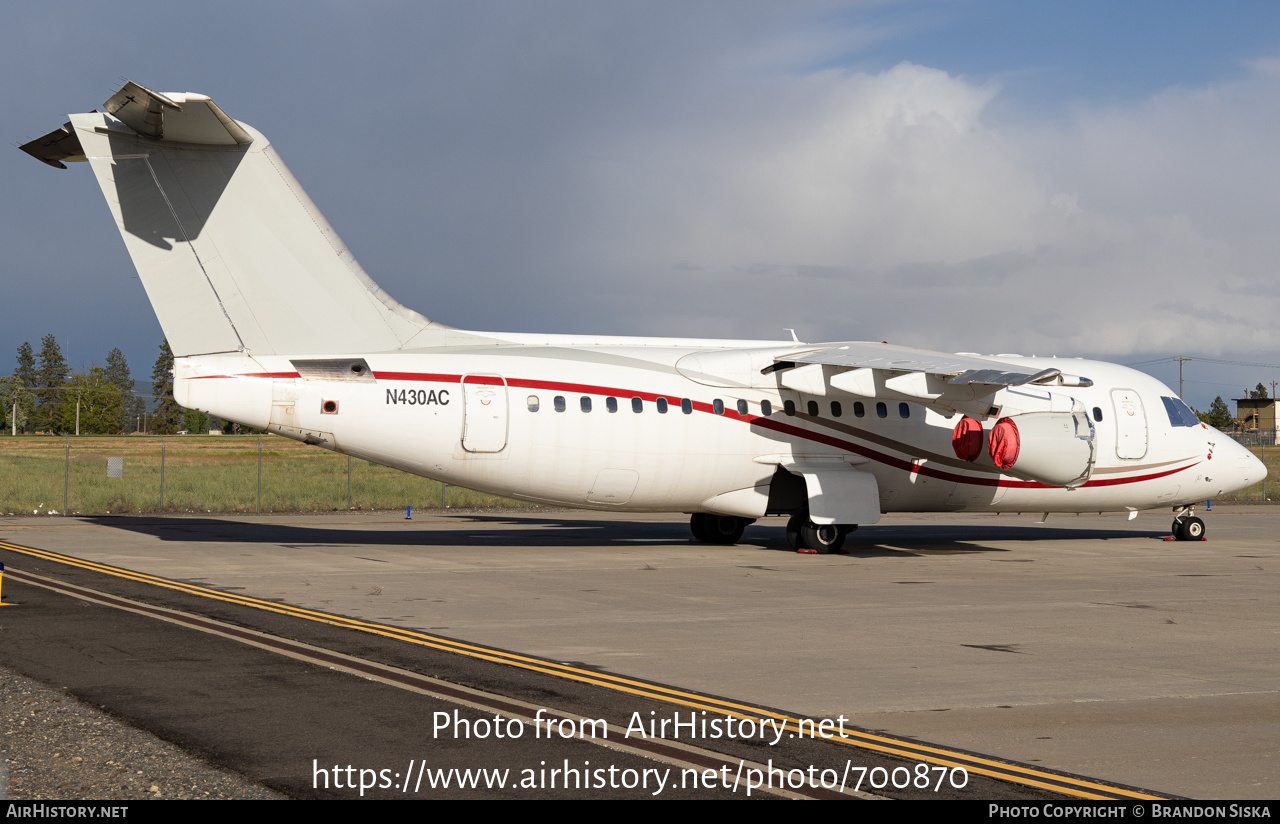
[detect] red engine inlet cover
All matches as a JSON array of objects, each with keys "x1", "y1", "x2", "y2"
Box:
[
  {"x1": 988, "y1": 417, "x2": 1021, "y2": 470},
  {"x1": 951, "y1": 415, "x2": 984, "y2": 462}
]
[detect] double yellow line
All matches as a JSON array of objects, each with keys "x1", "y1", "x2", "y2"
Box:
[{"x1": 0, "y1": 539, "x2": 1163, "y2": 801}]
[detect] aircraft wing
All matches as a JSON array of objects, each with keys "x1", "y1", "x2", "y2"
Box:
[
  {"x1": 770, "y1": 341, "x2": 1091, "y2": 413},
  {"x1": 777, "y1": 342, "x2": 1058, "y2": 387}
]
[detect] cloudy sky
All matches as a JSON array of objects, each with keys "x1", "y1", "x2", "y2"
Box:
[{"x1": 4, "y1": 1, "x2": 1280, "y2": 410}]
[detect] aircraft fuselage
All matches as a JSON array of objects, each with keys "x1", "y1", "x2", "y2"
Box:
[{"x1": 176, "y1": 336, "x2": 1259, "y2": 520}]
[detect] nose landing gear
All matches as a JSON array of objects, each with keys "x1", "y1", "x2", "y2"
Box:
[{"x1": 1171, "y1": 506, "x2": 1206, "y2": 541}]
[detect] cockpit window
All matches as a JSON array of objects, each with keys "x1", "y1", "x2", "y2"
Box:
[{"x1": 1161, "y1": 396, "x2": 1201, "y2": 427}]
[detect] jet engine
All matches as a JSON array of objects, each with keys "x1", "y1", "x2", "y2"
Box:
[
  {"x1": 986, "y1": 408, "x2": 1096, "y2": 488},
  {"x1": 951, "y1": 415, "x2": 984, "y2": 461}
]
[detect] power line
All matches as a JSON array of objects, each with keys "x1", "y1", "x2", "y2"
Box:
[
  {"x1": 1123, "y1": 356, "x2": 1280, "y2": 370},
  {"x1": 1189, "y1": 357, "x2": 1280, "y2": 370},
  {"x1": 1122, "y1": 357, "x2": 1177, "y2": 367}
]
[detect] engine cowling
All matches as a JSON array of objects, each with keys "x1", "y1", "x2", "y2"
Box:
[
  {"x1": 987, "y1": 409, "x2": 1096, "y2": 488},
  {"x1": 951, "y1": 415, "x2": 984, "y2": 461}
]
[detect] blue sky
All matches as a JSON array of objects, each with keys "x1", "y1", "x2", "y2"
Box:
[
  {"x1": 4, "y1": 1, "x2": 1279, "y2": 411},
  {"x1": 838, "y1": 1, "x2": 1280, "y2": 104}
]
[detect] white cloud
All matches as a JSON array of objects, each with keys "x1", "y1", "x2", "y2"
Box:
[{"x1": 546, "y1": 58, "x2": 1280, "y2": 356}]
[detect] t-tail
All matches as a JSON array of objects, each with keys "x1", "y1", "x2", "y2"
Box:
[{"x1": 21, "y1": 81, "x2": 477, "y2": 358}]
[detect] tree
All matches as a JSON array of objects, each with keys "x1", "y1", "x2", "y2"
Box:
[
  {"x1": 35, "y1": 334, "x2": 70, "y2": 431},
  {"x1": 151, "y1": 339, "x2": 183, "y2": 434},
  {"x1": 15, "y1": 342, "x2": 36, "y2": 389},
  {"x1": 183, "y1": 408, "x2": 210, "y2": 434},
  {"x1": 1249, "y1": 382, "x2": 1269, "y2": 400},
  {"x1": 0, "y1": 375, "x2": 33, "y2": 435},
  {"x1": 104, "y1": 348, "x2": 131, "y2": 395},
  {"x1": 10, "y1": 343, "x2": 36, "y2": 433},
  {"x1": 1195, "y1": 396, "x2": 1234, "y2": 430},
  {"x1": 55, "y1": 368, "x2": 123, "y2": 435},
  {"x1": 105, "y1": 347, "x2": 144, "y2": 432}
]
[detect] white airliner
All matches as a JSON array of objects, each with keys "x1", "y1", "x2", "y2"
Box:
[{"x1": 21, "y1": 82, "x2": 1266, "y2": 551}]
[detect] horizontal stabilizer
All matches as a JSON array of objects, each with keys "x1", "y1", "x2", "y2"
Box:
[
  {"x1": 19, "y1": 123, "x2": 85, "y2": 169},
  {"x1": 104, "y1": 81, "x2": 252, "y2": 145}
]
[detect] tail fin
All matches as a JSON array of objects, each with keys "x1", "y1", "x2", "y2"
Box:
[{"x1": 22, "y1": 81, "x2": 473, "y2": 357}]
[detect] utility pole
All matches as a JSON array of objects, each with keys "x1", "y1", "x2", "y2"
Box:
[{"x1": 1174, "y1": 357, "x2": 1192, "y2": 399}]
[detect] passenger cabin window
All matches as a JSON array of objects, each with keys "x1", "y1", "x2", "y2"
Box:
[
  {"x1": 554, "y1": 395, "x2": 566, "y2": 412},
  {"x1": 784, "y1": 400, "x2": 797, "y2": 416},
  {"x1": 1093, "y1": 406, "x2": 1103, "y2": 422},
  {"x1": 606, "y1": 397, "x2": 618, "y2": 413},
  {"x1": 807, "y1": 400, "x2": 819, "y2": 416},
  {"x1": 1161, "y1": 396, "x2": 1201, "y2": 427},
  {"x1": 899, "y1": 403, "x2": 910, "y2": 418},
  {"x1": 581, "y1": 396, "x2": 592, "y2": 413},
  {"x1": 656, "y1": 398, "x2": 669, "y2": 414},
  {"x1": 854, "y1": 402, "x2": 865, "y2": 418},
  {"x1": 527, "y1": 395, "x2": 540, "y2": 412},
  {"x1": 713, "y1": 399, "x2": 725, "y2": 415},
  {"x1": 736, "y1": 399, "x2": 748, "y2": 416},
  {"x1": 681, "y1": 398, "x2": 693, "y2": 414},
  {"x1": 876, "y1": 402, "x2": 887, "y2": 418},
  {"x1": 831, "y1": 401, "x2": 842, "y2": 417},
  {"x1": 761, "y1": 400, "x2": 772, "y2": 416},
  {"x1": 632, "y1": 397, "x2": 643, "y2": 413}
]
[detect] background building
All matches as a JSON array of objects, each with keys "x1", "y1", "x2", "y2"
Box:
[{"x1": 1233, "y1": 397, "x2": 1278, "y2": 445}]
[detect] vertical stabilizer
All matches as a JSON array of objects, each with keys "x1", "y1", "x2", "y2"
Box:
[{"x1": 23, "y1": 81, "x2": 477, "y2": 357}]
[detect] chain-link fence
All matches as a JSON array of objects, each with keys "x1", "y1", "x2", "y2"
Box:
[
  {"x1": 1227, "y1": 429, "x2": 1277, "y2": 446},
  {"x1": 0, "y1": 435, "x2": 532, "y2": 516},
  {"x1": 5, "y1": 433, "x2": 1272, "y2": 515}
]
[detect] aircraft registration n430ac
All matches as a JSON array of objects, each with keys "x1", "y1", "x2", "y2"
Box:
[{"x1": 21, "y1": 82, "x2": 1266, "y2": 552}]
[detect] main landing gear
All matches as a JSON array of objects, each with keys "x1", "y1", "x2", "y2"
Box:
[
  {"x1": 786, "y1": 512, "x2": 856, "y2": 554},
  {"x1": 690, "y1": 513, "x2": 753, "y2": 545},
  {"x1": 1171, "y1": 506, "x2": 1206, "y2": 541}
]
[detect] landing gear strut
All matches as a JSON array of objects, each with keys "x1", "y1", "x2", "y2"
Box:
[
  {"x1": 1171, "y1": 506, "x2": 1206, "y2": 541},
  {"x1": 786, "y1": 512, "x2": 855, "y2": 554},
  {"x1": 690, "y1": 513, "x2": 752, "y2": 545}
]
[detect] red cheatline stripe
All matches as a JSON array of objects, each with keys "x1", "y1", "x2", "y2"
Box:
[
  {"x1": 188, "y1": 371, "x2": 301, "y2": 380},
  {"x1": 370, "y1": 371, "x2": 459, "y2": 384},
  {"x1": 189, "y1": 370, "x2": 1200, "y2": 490}
]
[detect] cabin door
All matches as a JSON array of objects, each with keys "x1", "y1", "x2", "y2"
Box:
[
  {"x1": 1111, "y1": 388, "x2": 1148, "y2": 459},
  {"x1": 461, "y1": 374, "x2": 508, "y2": 453}
]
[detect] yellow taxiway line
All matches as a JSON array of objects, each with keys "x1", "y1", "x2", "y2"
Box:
[{"x1": 0, "y1": 539, "x2": 1165, "y2": 801}]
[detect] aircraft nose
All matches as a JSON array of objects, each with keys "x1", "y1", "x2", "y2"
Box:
[{"x1": 1220, "y1": 437, "x2": 1267, "y2": 495}]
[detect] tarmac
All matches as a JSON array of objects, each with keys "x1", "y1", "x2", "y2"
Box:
[{"x1": 0, "y1": 506, "x2": 1276, "y2": 799}]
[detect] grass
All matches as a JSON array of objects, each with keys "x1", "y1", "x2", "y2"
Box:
[
  {"x1": 0, "y1": 435, "x2": 534, "y2": 515},
  {"x1": 2, "y1": 435, "x2": 1272, "y2": 515}
]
